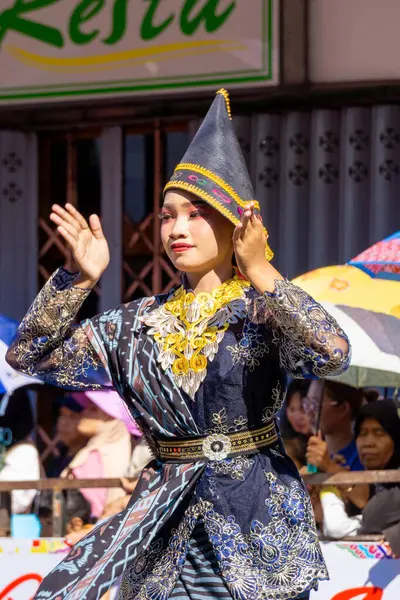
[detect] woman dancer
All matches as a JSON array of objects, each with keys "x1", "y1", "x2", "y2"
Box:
[{"x1": 7, "y1": 90, "x2": 349, "y2": 600}]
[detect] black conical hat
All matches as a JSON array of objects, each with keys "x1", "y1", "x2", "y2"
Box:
[{"x1": 164, "y1": 89, "x2": 273, "y2": 261}]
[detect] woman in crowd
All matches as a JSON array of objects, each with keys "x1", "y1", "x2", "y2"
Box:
[
  {"x1": 46, "y1": 395, "x2": 87, "y2": 477},
  {"x1": 7, "y1": 90, "x2": 349, "y2": 600},
  {"x1": 63, "y1": 390, "x2": 137, "y2": 520},
  {"x1": 280, "y1": 379, "x2": 312, "y2": 438},
  {"x1": 0, "y1": 388, "x2": 41, "y2": 515},
  {"x1": 319, "y1": 399, "x2": 400, "y2": 556}
]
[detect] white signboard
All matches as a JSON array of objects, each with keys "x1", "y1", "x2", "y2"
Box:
[
  {"x1": 0, "y1": 539, "x2": 398, "y2": 599},
  {"x1": 312, "y1": 542, "x2": 400, "y2": 600},
  {"x1": 0, "y1": 0, "x2": 278, "y2": 105},
  {"x1": 0, "y1": 539, "x2": 69, "y2": 600},
  {"x1": 309, "y1": 0, "x2": 400, "y2": 83}
]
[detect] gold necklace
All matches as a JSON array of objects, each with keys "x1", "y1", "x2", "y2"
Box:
[{"x1": 143, "y1": 277, "x2": 249, "y2": 399}]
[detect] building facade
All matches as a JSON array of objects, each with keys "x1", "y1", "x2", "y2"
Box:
[{"x1": 1, "y1": 0, "x2": 399, "y2": 322}]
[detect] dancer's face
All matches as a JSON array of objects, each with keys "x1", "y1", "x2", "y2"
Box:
[{"x1": 161, "y1": 190, "x2": 234, "y2": 274}]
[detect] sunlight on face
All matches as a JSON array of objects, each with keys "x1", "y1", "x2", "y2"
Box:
[
  {"x1": 76, "y1": 402, "x2": 112, "y2": 439},
  {"x1": 356, "y1": 417, "x2": 395, "y2": 470},
  {"x1": 286, "y1": 392, "x2": 312, "y2": 436},
  {"x1": 160, "y1": 190, "x2": 234, "y2": 273}
]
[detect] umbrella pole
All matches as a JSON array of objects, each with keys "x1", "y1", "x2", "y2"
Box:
[{"x1": 306, "y1": 380, "x2": 326, "y2": 474}]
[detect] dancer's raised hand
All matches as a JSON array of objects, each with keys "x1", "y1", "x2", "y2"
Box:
[
  {"x1": 50, "y1": 203, "x2": 110, "y2": 286},
  {"x1": 233, "y1": 203, "x2": 282, "y2": 293}
]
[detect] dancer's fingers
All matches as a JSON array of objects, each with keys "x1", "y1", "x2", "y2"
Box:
[
  {"x1": 52, "y1": 204, "x2": 82, "y2": 231},
  {"x1": 57, "y1": 226, "x2": 78, "y2": 250},
  {"x1": 89, "y1": 214, "x2": 105, "y2": 240},
  {"x1": 233, "y1": 223, "x2": 242, "y2": 245},
  {"x1": 240, "y1": 210, "x2": 251, "y2": 237},
  {"x1": 65, "y1": 203, "x2": 89, "y2": 230},
  {"x1": 50, "y1": 213, "x2": 79, "y2": 239}
]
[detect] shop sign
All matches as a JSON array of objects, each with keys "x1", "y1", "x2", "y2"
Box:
[{"x1": 0, "y1": 0, "x2": 278, "y2": 104}]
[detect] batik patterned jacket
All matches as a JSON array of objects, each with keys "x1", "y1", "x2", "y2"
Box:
[{"x1": 6, "y1": 268, "x2": 350, "y2": 600}]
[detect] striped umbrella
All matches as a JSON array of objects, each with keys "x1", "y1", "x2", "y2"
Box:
[
  {"x1": 292, "y1": 264, "x2": 399, "y2": 318},
  {"x1": 349, "y1": 231, "x2": 400, "y2": 281},
  {"x1": 323, "y1": 304, "x2": 400, "y2": 388}
]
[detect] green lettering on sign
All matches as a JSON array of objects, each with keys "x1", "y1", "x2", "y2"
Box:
[
  {"x1": 103, "y1": 0, "x2": 130, "y2": 46},
  {"x1": 0, "y1": 0, "x2": 238, "y2": 49},
  {"x1": 180, "y1": 0, "x2": 236, "y2": 35},
  {"x1": 69, "y1": 0, "x2": 104, "y2": 45},
  {"x1": 141, "y1": 0, "x2": 174, "y2": 42},
  {"x1": 0, "y1": 0, "x2": 64, "y2": 48}
]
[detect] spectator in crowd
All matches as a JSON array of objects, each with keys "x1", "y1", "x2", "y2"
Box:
[
  {"x1": 280, "y1": 379, "x2": 312, "y2": 437},
  {"x1": 65, "y1": 437, "x2": 154, "y2": 546},
  {"x1": 46, "y1": 395, "x2": 87, "y2": 477},
  {"x1": 64, "y1": 489, "x2": 92, "y2": 536},
  {"x1": 306, "y1": 380, "x2": 369, "y2": 511},
  {"x1": 363, "y1": 389, "x2": 380, "y2": 404},
  {"x1": 61, "y1": 390, "x2": 134, "y2": 520},
  {"x1": 307, "y1": 381, "x2": 364, "y2": 471},
  {"x1": 38, "y1": 489, "x2": 92, "y2": 537},
  {"x1": 319, "y1": 400, "x2": 400, "y2": 556},
  {"x1": 0, "y1": 388, "x2": 41, "y2": 514}
]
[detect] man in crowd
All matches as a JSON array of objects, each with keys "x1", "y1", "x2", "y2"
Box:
[{"x1": 306, "y1": 380, "x2": 369, "y2": 510}]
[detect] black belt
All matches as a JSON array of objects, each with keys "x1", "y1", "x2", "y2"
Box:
[{"x1": 156, "y1": 421, "x2": 278, "y2": 463}]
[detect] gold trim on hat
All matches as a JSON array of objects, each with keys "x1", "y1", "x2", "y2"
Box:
[
  {"x1": 171, "y1": 162, "x2": 261, "y2": 210},
  {"x1": 216, "y1": 88, "x2": 232, "y2": 120}
]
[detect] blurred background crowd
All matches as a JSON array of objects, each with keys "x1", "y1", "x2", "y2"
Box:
[
  {"x1": 0, "y1": 372, "x2": 399, "y2": 553},
  {"x1": 0, "y1": 385, "x2": 153, "y2": 541}
]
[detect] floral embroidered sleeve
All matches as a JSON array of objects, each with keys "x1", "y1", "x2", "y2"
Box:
[
  {"x1": 261, "y1": 279, "x2": 350, "y2": 378},
  {"x1": 5, "y1": 268, "x2": 111, "y2": 389}
]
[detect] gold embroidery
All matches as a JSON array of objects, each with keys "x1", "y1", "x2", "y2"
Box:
[
  {"x1": 143, "y1": 278, "x2": 249, "y2": 399},
  {"x1": 157, "y1": 421, "x2": 278, "y2": 461},
  {"x1": 262, "y1": 279, "x2": 350, "y2": 378},
  {"x1": 171, "y1": 163, "x2": 260, "y2": 211},
  {"x1": 262, "y1": 380, "x2": 287, "y2": 423}
]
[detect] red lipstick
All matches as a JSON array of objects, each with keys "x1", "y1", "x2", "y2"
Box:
[{"x1": 171, "y1": 243, "x2": 193, "y2": 253}]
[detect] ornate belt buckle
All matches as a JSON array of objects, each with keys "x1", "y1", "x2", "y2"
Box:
[{"x1": 202, "y1": 433, "x2": 232, "y2": 461}]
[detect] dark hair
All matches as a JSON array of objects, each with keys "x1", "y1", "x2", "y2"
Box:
[
  {"x1": 324, "y1": 380, "x2": 364, "y2": 419},
  {"x1": 0, "y1": 389, "x2": 34, "y2": 447},
  {"x1": 283, "y1": 435, "x2": 307, "y2": 468},
  {"x1": 286, "y1": 380, "x2": 310, "y2": 406},
  {"x1": 279, "y1": 380, "x2": 310, "y2": 438},
  {"x1": 64, "y1": 489, "x2": 91, "y2": 525},
  {"x1": 38, "y1": 489, "x2": 91, "y2": 534},
  {"x1": 363, "y1": 389, "x2": 380, "y2": 404}
]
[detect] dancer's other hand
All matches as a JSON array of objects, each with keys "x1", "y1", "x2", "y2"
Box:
[
  {"x1": 50, "y1": 203, "x2": 110, "y2": 288},
  {"x1": 233, "y1": 202, "x2": 282, "y2": 293}
]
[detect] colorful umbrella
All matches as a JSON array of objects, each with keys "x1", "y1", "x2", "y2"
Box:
[
  {"x1": 292, "y1": 265, "x2": 400, "y2": 318},
  {"x1": 323, "y1": 304, "x2": 400, "y2": 388},
  {"x1": 349, "y1": 231, "x2": 400, "y2": 281}
]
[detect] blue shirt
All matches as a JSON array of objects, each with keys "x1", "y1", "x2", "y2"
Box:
[{"x1": 337, "y1": 439, "x2": 364, "y2": 471}]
